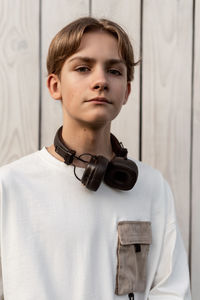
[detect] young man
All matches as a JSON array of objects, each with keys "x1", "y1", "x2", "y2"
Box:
[{"x1": 0, "y1": 17, "x2": 191, "y2": 300}]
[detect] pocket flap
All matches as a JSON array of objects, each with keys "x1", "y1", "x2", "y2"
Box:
[{"x1": 118, "y1": 221, "x2": 152, "y2": 245}]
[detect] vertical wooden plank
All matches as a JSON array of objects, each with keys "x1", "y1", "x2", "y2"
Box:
[
  {"x1": 41, "y1": 0, "x2": 90, "y2": 147},
  {"x1": 191, "y1": 0, "x2": 200, "y2": 298},
  {"x1": 91, "y1": 0, "x2": 141, "y2": 159},
  {"x1": 142, "y1": 0, "x2": 193, "y2": 251},
  {"x1": 0, "y1": 0, "x2": 40, "y2": 166}
]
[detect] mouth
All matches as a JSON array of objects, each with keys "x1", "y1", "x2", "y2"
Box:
[{"x1": 86, "y1": 97, "x2": 112, "y2": 104}]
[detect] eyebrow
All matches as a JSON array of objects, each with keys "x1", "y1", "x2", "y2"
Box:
[{"x1": 68, "y1": 56, "x2": 125, "y2": 66}]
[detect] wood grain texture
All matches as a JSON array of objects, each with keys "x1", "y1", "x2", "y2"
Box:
[
  {"x1": 91, "y1": 0, "x2": 141, "y2": 159},
  {"x1": 142, "y1": 0, "x2": 193, "y2": 250},
  {"x1": 0, "y1": 0, "x2": 40, "y2": 166},
  {"x1": 0, "y1": 0, "x2": 198, "y2": 297},
  {"x1": 41, "y1": 0, "x2": 89, "y2": 147},
  {"x1": 191, "y1": 0, "x2": 200, "y2": 298}
]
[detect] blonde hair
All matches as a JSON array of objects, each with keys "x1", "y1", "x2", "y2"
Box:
[{"x1": 47, "y1": 17, "x2": 138, "y2": 81}]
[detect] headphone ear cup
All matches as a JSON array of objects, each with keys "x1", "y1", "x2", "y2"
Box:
[
  {"x1": 104, "y1": 157, "x2": 138, "y2": 190},
  {"x1": 81, "y1": 156, "x2": 109, "y2": 191}
]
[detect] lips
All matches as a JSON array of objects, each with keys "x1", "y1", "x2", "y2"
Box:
[{"x1": 86, "y1": 97, "x2": 111, "y2": 104}]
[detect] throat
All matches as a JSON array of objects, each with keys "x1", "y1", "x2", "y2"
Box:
[
  {"x1": 47, "y1": 128, "x2": 114, "y2": 166},
  {"x1": 61, "y1": 126, "x2": 114, "y2": 161}
]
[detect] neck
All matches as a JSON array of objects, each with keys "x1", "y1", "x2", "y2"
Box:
[{"x1": 47, "y1": 121, "x2": 114, "y2": 167}]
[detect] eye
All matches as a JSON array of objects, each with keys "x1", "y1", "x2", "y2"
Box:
[
  {"x1": 108, "y1": 69, "x2": 122, "y2": 76},
  {"x1": 75, "y1": 66, "x2": 90, "y2": 73}
]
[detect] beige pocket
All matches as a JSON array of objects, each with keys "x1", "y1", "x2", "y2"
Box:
[{"x1": 115, "y1": 221, "x2": 152, "y2": 296}]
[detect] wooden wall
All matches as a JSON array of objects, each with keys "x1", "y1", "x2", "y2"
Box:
[
  {"x1": 191, "y1": 0, "x2": 200, "y2": 299},
  {"x1": 0, "y1": 0, "x2": 199, "y2": 298}
]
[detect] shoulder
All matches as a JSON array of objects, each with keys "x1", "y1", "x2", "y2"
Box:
[
  {"x1": 130, "y1": 157, "x2": 174, "y2": 208},
  {"x1": 133, "y1": 158, "x2": 176, "y2": 219},
  {"x1": 0, "y1": 150, "x2": 44, "y2": 184},
  {"x1": 130, "y1": 157, "x2": 166, "y2": 189}
]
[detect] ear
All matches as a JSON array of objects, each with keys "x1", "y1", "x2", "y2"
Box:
[
  {"x1": 123, "y1": 82, "x2": 131, "y2": 105},
  {"x1": 47, "y1": 74, "x2": 62, "y2": 100}
]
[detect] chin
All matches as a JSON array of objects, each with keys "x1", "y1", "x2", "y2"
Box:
[
  {"x1": 86, "y1": 110, "x2": 118, "y2": 122},
  {"x1": 80, "y1": 116, "x2": 112, "y2": 129},
  {"x1": 91, "y1": 114, "x2": 114, "y2": 123}
]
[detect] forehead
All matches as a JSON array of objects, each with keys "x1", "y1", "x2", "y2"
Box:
[{"x1": 69, "y1": 31, "x2": 122, "y2": 61}]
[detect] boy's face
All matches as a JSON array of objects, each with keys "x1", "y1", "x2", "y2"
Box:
[{"x1": 48, "y1": 31, "x2": 131, "y2": 129}]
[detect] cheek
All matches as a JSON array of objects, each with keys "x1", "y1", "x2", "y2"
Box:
[
  {"x1": 61, "y1": 83, "x2": 76, "y2": 101},
  {"x1": 62, "y1": 78, "x2": 86, "y2": 97},
  {"x1": 115, "y1": 83, "x2": 128, "y2": 100}
]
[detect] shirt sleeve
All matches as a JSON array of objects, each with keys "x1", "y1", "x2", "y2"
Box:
[{"x1": 149, "y1": 181, "x2": 191, "y2": 300}]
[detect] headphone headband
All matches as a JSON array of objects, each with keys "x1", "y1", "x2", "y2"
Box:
[
  {"x1": 54, "y1": 126, "x2": 128, "y2": 165},
  {"x1": 53, "y1": 126, "x2": 138, "y2": 191}
]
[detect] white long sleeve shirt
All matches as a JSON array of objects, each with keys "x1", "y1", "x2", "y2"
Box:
[{"x1": 0, "y1": 147, "x2": 191, "y2": 300}]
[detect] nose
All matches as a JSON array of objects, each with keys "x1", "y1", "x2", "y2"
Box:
[
  {"x1": 93, "y1": 82, "x2": 108, "y2": 91},
  {"x1": 91, "y1": 68, "x2": 109, "y2": 91}
]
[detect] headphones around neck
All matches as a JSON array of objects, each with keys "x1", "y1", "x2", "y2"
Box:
[{"x1": 54, "y1": 126, "x2": 138, "y2": 191}]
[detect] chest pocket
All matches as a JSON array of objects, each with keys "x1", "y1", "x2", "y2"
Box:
[{"x1": 115, "y1": 221, "x2": 152, "y2": 296}]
